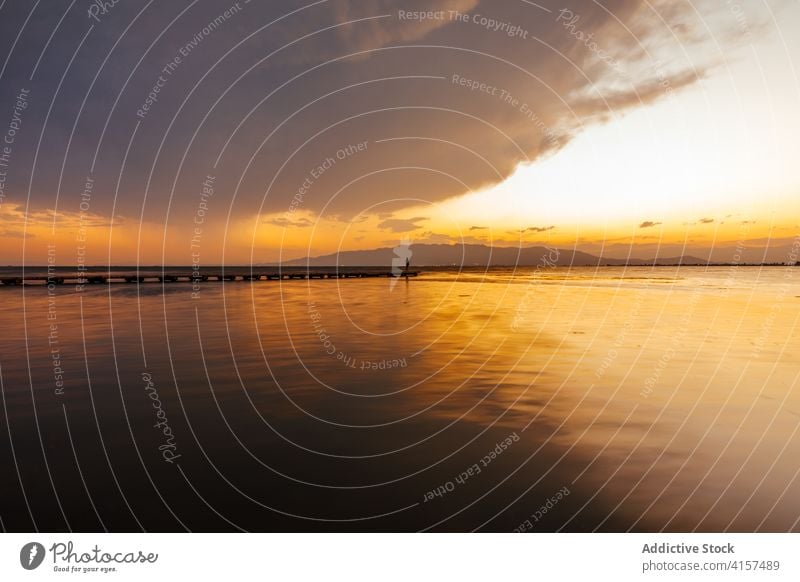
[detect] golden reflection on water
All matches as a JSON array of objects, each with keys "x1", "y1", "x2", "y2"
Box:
[
  {"x1": 2, "y1": 266, "x2": 799, "y2": 531},
  {"x1": 243, "y1": 267, "x2": 800, "y2": 530}
]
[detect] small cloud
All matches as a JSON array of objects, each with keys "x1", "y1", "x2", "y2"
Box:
[
  {"x1": 0, "y1": 203, "x2": 121, "y2": 230},
  {"x1": 699, "y1": 218, "x2": 714, "y2": 224},
  {"x1": 416, "y1": 230, "x2": 452, "y2": 244},
  {"x1": 639, "y1": 221, "x2": 662, "y2": 228},
  {"x1": 469, "y1": 226, "x2": 488, "y2": 231},
  {"x1": 741, "y1": 220, "x2": 756, "y2": 225},
  {"x1": 377, "y1": 216, "x2": 427, "y2": 233},
  {"x1": 346, "y1": 214, "x2": 370, "y2": 223},
  {"x1": 460, "y1": 235, "x2": 494, "y2": 245},
  {"x1": 262, "y1": 216, "x2": 314, "y2": 228},
  {"x1": 0, "y1": 230, "x2": 33, "y2": 238},
  {"x1": 505, "y1": 225, "x2": 556, "y2": 236}
]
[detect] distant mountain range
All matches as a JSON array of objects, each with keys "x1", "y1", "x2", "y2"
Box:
[{"x1": 278, "y1": 244, "x2": 711, "y2": 267}]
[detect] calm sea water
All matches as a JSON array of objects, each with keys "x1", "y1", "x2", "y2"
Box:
[{"x1": 1, "y1": 266, "x2": 799, "y2": 532}]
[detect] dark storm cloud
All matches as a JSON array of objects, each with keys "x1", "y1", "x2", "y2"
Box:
[{"x1": 0, "y1": 0, "x2": 758, "y2": 235}]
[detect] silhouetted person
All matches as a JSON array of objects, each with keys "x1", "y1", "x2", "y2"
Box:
[{"x1": 405, "y1": 257, "x2": 410, "y2": 271}]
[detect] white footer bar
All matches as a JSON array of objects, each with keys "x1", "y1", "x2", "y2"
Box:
[{"x1": 1, "y1": 533, "x2": 797, "y2": 581}]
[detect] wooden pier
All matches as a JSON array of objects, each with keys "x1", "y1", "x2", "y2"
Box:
[{"x1": 0, "y1": 271, "x2": 420, "y2": 287}]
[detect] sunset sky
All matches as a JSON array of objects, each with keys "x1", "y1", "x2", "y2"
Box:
[{"x1": 0, "y1": 0, "x2": 798, "y2": 265}]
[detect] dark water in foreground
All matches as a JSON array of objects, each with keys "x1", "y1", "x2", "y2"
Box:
[{"x1": 1, "y1": 266, "x2": 799, "y2": 532}]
